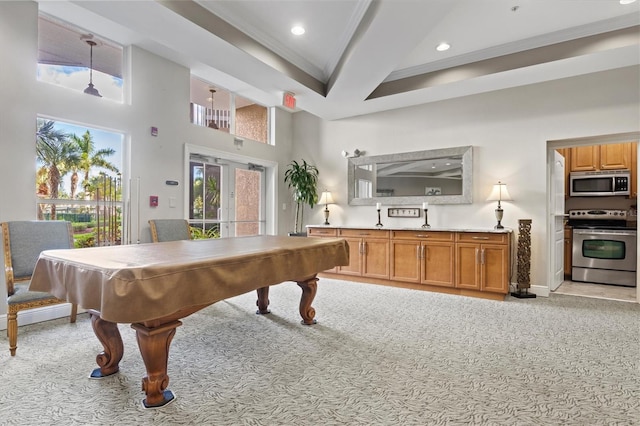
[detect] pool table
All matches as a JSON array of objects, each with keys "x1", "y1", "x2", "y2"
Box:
[{"x1": 30, "y1": 235, "x2": 349, "y2": 408}]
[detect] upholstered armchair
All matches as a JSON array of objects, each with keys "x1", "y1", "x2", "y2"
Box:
[
  {"x1": 2, "y1": 221, "x2": 78, "y2": 356},
  {"x1": 148, "y1": 219, "x2": 192, "y2": 242}
]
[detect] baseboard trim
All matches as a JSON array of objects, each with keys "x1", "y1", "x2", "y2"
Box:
[{"x1": 0, "y1": 303, "x2": 84, "y2": 331}]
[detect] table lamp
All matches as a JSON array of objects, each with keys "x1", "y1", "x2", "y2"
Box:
[
  {"x1": 318, "y1": 190, "x2": 334, "y2": 225},
  {"x1": 487, "y1": 181, "x2": 512, "y2": 229}
]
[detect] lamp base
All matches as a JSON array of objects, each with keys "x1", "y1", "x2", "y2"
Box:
[{"x1": 510, "y1": 290, "x2": 536, "y2": 299}]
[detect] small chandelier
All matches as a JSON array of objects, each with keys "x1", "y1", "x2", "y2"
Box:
[
  {"x1": 83, "y1": 39, "x2": 102, "y2": 97},
  {"x1": 208, "y1": 89, "x2": 218, "y2": 129}
]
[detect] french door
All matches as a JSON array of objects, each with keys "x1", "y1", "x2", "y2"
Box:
[{"x1": 189, "y1": 155, "x2": 265, "y2": 238}]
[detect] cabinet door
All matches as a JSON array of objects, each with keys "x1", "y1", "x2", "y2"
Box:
[
  {"x1": 600, "y1": 143, "x2": 631, "y2": 170},
  {"x1": 480, "y1": 245, "x2": 509, "y2": 293},
  {"x1": 556, "y1": 148, "x2": 571, "y2": 195},
  {"x1": 362, "y1": 238, "x2": 389, "y2": 279},
  {"x1": 390, "y1": 240, "x2": 421, "y2": 283},
  {"x1": 631, "y1": 142, "x2": 637, "y2": 198},
  {"x1": 423, "y1": 242, "x2": 454, "y2": 287},
  {"x1": 338, "y1": 237, "x2": 362, "y2": 276},
  {"x1": 455, "y1": 243, "x2": 480, "y2": 290},
  {"x1": 307, "y1": 228, "x2": 338, "y2": 272},
  {"x1": 570, "y1": 146, "x2": 599, "y2": 171}
]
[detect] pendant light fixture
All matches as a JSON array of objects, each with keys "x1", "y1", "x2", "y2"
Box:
[
  {"x1": 83, "y1": 39, "x2": 102, "y2": 97},
  {"x1": 208, "y1": 89, "x2": 218, "y2": 129}
]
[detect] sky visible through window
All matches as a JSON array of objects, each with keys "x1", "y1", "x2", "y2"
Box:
[{"x1": 38, "y1": 64, "x2": 123, "y2": 102}]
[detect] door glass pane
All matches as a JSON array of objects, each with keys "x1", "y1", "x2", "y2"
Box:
[
  {"x1": 189, "y1": 161, "x2": 222, "y2": 238},
  {"x1": 234, "y1": 168, "x2": 262, "y2": 236}
]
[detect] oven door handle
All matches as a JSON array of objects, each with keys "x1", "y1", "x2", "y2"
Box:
[{"x1": 574, "y1": 230, "x2": 637, "y2": 237}]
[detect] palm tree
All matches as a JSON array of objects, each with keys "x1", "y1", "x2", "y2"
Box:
[
  {"x1": 36, "y1": 119, "x2": 79, "y2": 219},
  {"x1": 70, "y1": 131, "x2": 119, "y2": 198}
]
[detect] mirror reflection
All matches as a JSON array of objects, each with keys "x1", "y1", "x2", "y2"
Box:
[{"x1": 348, "y1": 146, "x2": 473, "y2": 205}]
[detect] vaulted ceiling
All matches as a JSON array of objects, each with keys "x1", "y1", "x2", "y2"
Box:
[{"x1": 39, "y1": 0, "x2": 640, "y2": 120}]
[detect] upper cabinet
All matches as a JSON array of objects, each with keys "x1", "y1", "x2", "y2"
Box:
[{"x1": 570, "y1": 143, "x2": 632, "y2": 172}]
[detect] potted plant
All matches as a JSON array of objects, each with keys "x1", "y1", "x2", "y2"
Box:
[{"x1": 284, "y1": 159, "x2": 319, "y2": 236}]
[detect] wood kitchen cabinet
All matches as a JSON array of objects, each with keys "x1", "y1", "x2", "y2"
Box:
[
  {"x1": 555, "y1": 148, "x2": 571, "y2": 195},
  {"x1": 390, "y1": 230, "x2": 454, "y2": 287},
  {"x1": 455, "y1": 233, "x2": 510, "y2": 294},
  {"x1": 564, "y1": 227, "x2": 572, "y2": 278},
  {"x1": 631, "y1": 142, "x2": 637, "y2": 198},
  {"x1": 307, "y1": 227, "x2": 339, "y2": 272},
  {"x1": 570, "y1": 143, "x2": 632, "y2": 172},
  {"x1": 337, "y1": 229, "x2": 389, "y2": 279}
]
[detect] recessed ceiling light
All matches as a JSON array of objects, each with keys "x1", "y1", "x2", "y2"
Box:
[
  {"x1": 291, "y1": 25, "x2": 305, "y2": 36},
  {"x1": 620, "y1": 0, "x2": 636, "y2": 4},
  {"x1": 436, "y1": 42, "x2": 450, "y2": 52}
]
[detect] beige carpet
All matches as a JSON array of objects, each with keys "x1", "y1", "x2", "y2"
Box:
[{"x1": 0, "y1": 278, "x2": 638, "y2": 425}]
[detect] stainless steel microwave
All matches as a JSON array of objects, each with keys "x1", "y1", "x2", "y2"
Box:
[{"x1": 569, "y1": 170, "x2": 630, "y2": 197}]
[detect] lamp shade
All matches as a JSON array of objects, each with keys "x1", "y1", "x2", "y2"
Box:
[
  {"x1": 487, "y1": 181, "x2": 512, "y2": 202},
  {"x1": 319, "y1": 191, "x2": 334, "y2": 205}
]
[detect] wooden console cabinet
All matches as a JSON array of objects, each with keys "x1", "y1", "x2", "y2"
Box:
[
  {"x1": 390, "y1": 230, "x2": 454, "y2": 287},
  {"x1": 455, "y1": 233, "x2": 510, "y2": 293},
  {"x1": 308, "y1": 226, "x2": 511, "y2": 300},
  {"x1": 336, "y1": 228, "x2": 389, "y2": 279}
]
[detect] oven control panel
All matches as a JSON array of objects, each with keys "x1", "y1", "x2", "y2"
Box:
[{"x1": 568, "y1": 209, "x2": 627, "y2": 220}]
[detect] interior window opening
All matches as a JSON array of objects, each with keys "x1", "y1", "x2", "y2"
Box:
[{"x1": 189, "y1": 76, "x2": 271, "y2": 145}]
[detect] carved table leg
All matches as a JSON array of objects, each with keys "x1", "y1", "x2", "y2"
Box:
[
  {"x1": 296, "y1": 275, "x2": 318, "y2": 325},
  {"x1": 256, "y1": 286, "x2": 271, "y2": 314},
  {"x1": 131, "y1": 320, "x2": 182, "y2": 408},
  {"x1": 88, "y1": 309, "x2": 124, "y2": 378}
]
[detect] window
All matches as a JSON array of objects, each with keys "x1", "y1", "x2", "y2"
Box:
[
  {"x1": 36, "y1": 118, "x2": 124, "y2": 247},
  {"x1": 189, "y1": 77, "x2": 271, "y2": 144},
  {"x1": 37, "y1": 14, "x2": 124, "y2": 102}
]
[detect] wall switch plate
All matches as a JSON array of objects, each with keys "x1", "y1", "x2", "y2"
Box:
[{"x1": 387, "y1": 208, "x2": 420, "y2": 218}]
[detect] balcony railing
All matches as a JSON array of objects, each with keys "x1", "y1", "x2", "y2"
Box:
[{"x1": 190, "y1": 103, "x2": 230, "y2": 130}]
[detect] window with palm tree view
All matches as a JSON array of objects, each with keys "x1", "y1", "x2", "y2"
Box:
[{"x1": 36, "y1": 118, "x2": 123, "y2": 247}]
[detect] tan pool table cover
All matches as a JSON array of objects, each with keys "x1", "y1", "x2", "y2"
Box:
[{"x1": 30, "y1": 235, "x2": 349, "y2": 323}]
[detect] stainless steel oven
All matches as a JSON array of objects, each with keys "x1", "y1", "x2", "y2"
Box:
[{"x1": 569, "y1": 210, "x2": 637, "y2": 287}]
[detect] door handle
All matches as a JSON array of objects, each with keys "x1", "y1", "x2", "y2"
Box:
[{"x1": 481, "y1": 248, "x2": 485, "y2": 265}]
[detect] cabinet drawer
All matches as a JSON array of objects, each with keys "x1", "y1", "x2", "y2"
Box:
[
  {"x1": 456, "y1": 232, "x2": 507, "y2": 244},
  {"x1": 339, "y1": 229, "x2": 389, "y2": 238},
  {"x1": 308, "y1": 227, "x2": 337, "y2": 237},
  {"x1": 391, "y1": 230, "x2": 454, "y2": 241}
]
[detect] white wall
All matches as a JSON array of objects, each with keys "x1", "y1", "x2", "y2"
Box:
[
  {"x1": 0, "y1": 2, "x2": 295, "y2": 319},
  {"x1": 293, "y1": 66, "x2": 640, "y2": 293}
]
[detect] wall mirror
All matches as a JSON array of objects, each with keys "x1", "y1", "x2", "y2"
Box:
[{"x1": 348, "y1": 146, "x2": 473, "y2": 206}]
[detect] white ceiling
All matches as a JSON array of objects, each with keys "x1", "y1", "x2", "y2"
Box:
[{"x1": 38, "y1": 0, "x2": 640, "y2": 120}]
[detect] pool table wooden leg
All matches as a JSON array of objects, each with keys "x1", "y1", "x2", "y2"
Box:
[
  {"x1": 297, "y1": 275, "x2": 318, "y2": 325},
  {"x1": 131, "y1": 320, "x2": 182, "y2": 408},
  {"x1": 88, "y1": 309, "x2": 123, "y2": 378},
  {"x1": 256, "y1": 286, "x2": 271, "y2": 314}
]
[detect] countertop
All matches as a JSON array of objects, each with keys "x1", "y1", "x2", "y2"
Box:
[{"x1": 307, "y1": 225, "x2": 513, "y2": 234}]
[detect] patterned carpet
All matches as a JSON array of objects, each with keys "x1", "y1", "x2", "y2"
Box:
[{"x1": 0, "y1": 278, "x2": 638, "y2": 425}]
